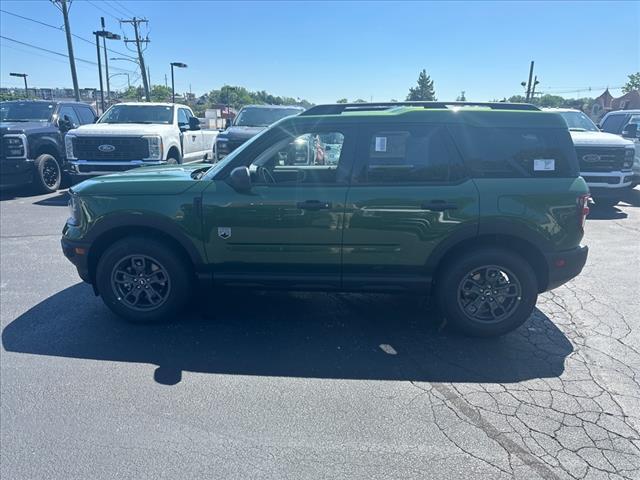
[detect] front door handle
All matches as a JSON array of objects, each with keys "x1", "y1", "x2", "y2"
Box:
[
  {"x1": 421, "y1": 200, "x2": 458, "y2": 211},
  {"x1": 296, "y1": 200, "x2": 332, "y2": 210}
]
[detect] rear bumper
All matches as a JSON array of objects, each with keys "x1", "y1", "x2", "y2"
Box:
[
  {"x1": 61, "y1": 237, "x2": 92, "y2": 283},
  {"x1": 544, "y1": 245, "x2": 588, "y2": 291}
]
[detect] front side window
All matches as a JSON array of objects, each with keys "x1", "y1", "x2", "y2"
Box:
[
  {"x1": 601, "y1": 114, "x2": 628, "y2": 134},
  {"x1": 75, "y1": 106, "x2": 96, "y2": 125},
  {"x1": 0, "y1": 102, "x2": 54, "y2": 122},
  {"x1": 98, "y1": 105, "x2": 174, "y2": 124},
  {"x1": 58, "y1": 106, "x2": 80, "y2": 127},
  {"x1": 358, "y1": 126, "x2": 463, "y2": 183},
  {"x1": 178, "y1": 108, "x2": 190, "y2": 126},
  {"x1": 450, "y1": 126, "x2": 578, "y2": 178},
  {"x1": 249, "y1": 130, "x2": 347, "y2": 185}
]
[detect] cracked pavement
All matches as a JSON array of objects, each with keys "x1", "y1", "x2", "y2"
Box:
[{"x1": 1, "y1": 188, "x2": 639, "y2": 479}]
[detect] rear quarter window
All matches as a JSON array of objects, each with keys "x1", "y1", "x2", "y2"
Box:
[{"x1": 449, "y1": 126, "x2": 579, "y2": 178}]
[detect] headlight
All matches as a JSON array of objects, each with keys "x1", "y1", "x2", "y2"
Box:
[
  {"x1": 65, "y1": 135, "x2": 76, "y2": 160},
  {"x1": 216, "y1": 138, "x2": 230, "y2": 153},
  {"x1": 67, "y1": 195, "x2": 82, "y2": 226},
  {"x1": 143, "y1": 135, "x2": 163, "y2": 160},
  {"x1": 3, "y1": 134, "x2": 27, "y2": 158},
  {"x1": 623, "y1": 148, "x2": 634, "y2": 170}
]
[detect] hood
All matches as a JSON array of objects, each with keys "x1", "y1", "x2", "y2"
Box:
[
  {"x1": 71, "y1": 123, "x2": 174, "y2": 136},
  {"x1": 0, "y1": 121, "x2": 54, "y2": 135},
  {"x1": 218, "y1": 125, "x2": 265, "y2": 142},
  {"x1": 569, "y1": 130, "x2": 634, "y2": 148},
  {"x1": 71, "y1": 163, "x2": 209, "y2": 196}
]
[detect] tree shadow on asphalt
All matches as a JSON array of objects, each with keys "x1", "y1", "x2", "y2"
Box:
[{"x1": 2, "y1": 283, "x2": 573, "y2": 386}]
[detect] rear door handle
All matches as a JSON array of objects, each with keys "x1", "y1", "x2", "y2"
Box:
[
  {"x1": 296, "y1": 200, "x2": 332, "y2": 210},
  {"x1": 421, "y1": 200, "x2": 458, "y2": 211}
]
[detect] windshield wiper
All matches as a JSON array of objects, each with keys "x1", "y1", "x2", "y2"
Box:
[{"x1": 569, "y1": 128, "x2": 587, "y2": 132}]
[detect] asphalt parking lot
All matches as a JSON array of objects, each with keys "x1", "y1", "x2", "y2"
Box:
[{"x1": 1, "y1": 187, "x2": 639, "y2": 480}]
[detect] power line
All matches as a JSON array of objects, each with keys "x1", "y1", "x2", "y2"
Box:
[
  {"x1": 111, "y1": 0, "x2": 138, "y2": 17},
  {"x1": 103, "y1": 0, "x2": 130, "y2": 18},
  {"x1": 84, "y1": 0, "x2": 120, "y2": 21},
  {"x1": 0, "y1": 35, "x2": 135, "y2": 74},
  {"x1": 0, "y1": 8, "x2": 137, "y2": 60}
]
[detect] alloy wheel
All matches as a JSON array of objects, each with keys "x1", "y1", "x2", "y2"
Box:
[{"x1": 111, "y1": 254, "x2": 171, "y2": 311}]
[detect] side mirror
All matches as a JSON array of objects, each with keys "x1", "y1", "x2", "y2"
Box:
[
  {"x1": 595, "y1": 123, "x2": 602, "y2": 130},
  {"x1": 622, "y1": 123, "x2": 638, "y2": 139},
  {"x1": 58, "y1": 115, "x2": 73, "y2": 131},
  {"x1": 225, "y1": 118, "x2": 231, "y2": 129},
  {"x1": 189, "y1": 117, "x2": 201, "y2": 130},
  {"x1": 227, "y1": 166, "x2": 251, "y2": 192}
]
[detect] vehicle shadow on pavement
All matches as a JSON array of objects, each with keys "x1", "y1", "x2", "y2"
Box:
[{"x1": 2, "y1": 283, "x2": 573, "y2": 386}]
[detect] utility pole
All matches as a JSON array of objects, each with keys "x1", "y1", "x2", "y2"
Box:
[
  {"x1": 525, "y1": 61, "x2": 535, "y2": 102},
  {"x1": 57, "y1": 0, "x2": 80, "y2": 101},
  {"x1": 10, "y1": 73, "x2": 28, "y2": 98},
  {"x1": 122, "y1": 17, "x2": 150, "y2": 101},
  {"x1": 101, "y1": 17, "x2": 112, "y2": 107},
  {"x1": 165, "y1": 74, "x2": 168, "y2": 87},
  {"x1": 530, "y1": 75, "x2": 540, "y2": 102}
]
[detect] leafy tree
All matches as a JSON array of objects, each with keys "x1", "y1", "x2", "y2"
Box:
[
  {"x1": 336, "y1": 98, "x2": 348, "y2": 103},
  {"x1": 389, "y1": 99, "x2": 398, "y2": 102},
  {"x1": 406, "y1": 69, "x2": 436, "y2": 101},
  {"x1": 507, "y1": 95, "x2": 527, "y2": 103},
  {"x1": 622, "y1": 72, "x2": 640, "y2": 93},
  {"x1": 206, "y1": 85, "x2": 312, "y2": 110},
  {"x1": 353, "y1": 98, "x2": 366, "y2": 103},
  {"x1": 456, "y1": 91, "x2": 466, "y2": 101},
  {"x1": 121, "y1": 86, "x2": 143, "y2": 100},
  {"x1": 150, "y1": 85, "x2": 173, "y2": 102}
]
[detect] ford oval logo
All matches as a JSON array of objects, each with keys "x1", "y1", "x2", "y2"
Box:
[
  {"x1": 98, "y1": 144, "x2": 115, "y2": 153},
  {"x1": 582, "y1": 153, "x2": 600, "y2": 163}
]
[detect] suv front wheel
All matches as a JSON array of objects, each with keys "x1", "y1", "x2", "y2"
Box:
[
  {"x1": 436, "y1": 248, "x2": 538, "y2": 337},
  {"x1": 96, "y1": 237, "x2": 191, "y2": 322}
]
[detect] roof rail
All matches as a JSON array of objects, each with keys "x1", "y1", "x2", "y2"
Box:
[{"x1": 300, "y1": 101, "x2": 540, "y2": 116}]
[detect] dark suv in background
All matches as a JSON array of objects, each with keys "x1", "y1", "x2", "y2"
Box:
[
  {"x1": 0, "y1": 100, "x2": 97, "y2": 193},
  {"x1": 214, "y1": 104, "x2": 304, "y2": 161}
]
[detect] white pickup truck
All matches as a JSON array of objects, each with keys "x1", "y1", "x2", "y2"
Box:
[{"x1": 64, "y1": 102, "x2": 217, "y2": 178}]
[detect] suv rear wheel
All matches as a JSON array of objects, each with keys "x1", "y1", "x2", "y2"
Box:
[
  {"x1": 96, "y1": 237, "x2": 191, "y2": 322},
  {"x1": 436, "y1": 248, "x2": 538, "y2": 337}
]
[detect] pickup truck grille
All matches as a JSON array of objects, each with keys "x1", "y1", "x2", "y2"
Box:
[
  {"x1": 575, "y1": 147, "x2": 625, "y2": 172},
  {"x1": 73, "y1": 136, "x2": 149, "y2": 161}
]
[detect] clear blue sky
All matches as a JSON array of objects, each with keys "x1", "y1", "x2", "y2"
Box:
[{"x1": 1, "y1": 0, "x2": 638, "y2": 103}]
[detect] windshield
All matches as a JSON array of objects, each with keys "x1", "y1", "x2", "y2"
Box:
[
  {"x1": 558, "y1": 111, "x2": 599, "y2": 132},
  {"x1": 98, "y1": 105, "x2": 174, "y2": 124},
  {"x1": 233, "y1": 107, "x2": 302, "y2": 127},
  {"x1": 0, "y1": 102, "x2": 54, "y2": 122}
]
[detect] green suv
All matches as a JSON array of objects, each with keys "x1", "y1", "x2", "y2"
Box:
[{"x1": 62, "y1": 102, "x2": 590, "y2": 336}]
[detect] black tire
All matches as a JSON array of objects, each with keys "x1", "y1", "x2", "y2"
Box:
[
  {"x1": 96, "y1": 236, "x2": 192, "y2": 323},
  {"x1": 436, "y1": 248, "x2": 538, "y2": 337},
  {"x1": 32, "y1": 153, "x2": 61, "y2": 193},
  {"x1": 166, "y1": 157, "x2": 180, "y2": 165},
  {"x1": 594, "y1": 197, "x2": 619, "y2": 208}
]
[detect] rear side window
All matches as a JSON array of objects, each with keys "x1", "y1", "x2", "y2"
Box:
[
  {"x1": 601, "y1": 114, "x2": 628, "y2": 134},
  {"x1": 450, "y1": 126, "x2": 578, "y2": 178},
  {"x1": 357, "y1": 125, "x2": 465, "y2": 183}
]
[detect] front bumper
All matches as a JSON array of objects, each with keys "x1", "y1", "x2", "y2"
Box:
[
  {"x1": 581, "y1": 171, "x2": 633, "y2": 189},
  {"x1": 544, "y1": 245, "x2": 588, "y2": 291},
  {"x1": 61, "y1": 236, "x2": 92, "y2": 283},
  {"x1": 0, "y1": 157, "x2": 34, "y2": 188},
  {"x1": 66, "y1": 160, "x2": 166, "y2": 176}
]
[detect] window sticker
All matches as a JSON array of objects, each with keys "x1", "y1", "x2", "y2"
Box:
[
  {"x1": 374, "y1": 136, "x2": 387, "y2": 152},
  {"x1": 533, "y1": 159, "x2": 555, "y2": 171}
]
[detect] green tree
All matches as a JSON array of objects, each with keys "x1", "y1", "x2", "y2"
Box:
[
  {"x1": 150, "y1": 85, "x2": 172, "y2": 102},
  {"x1": 623, "y1": 72, "x2": 640, "y2": 93},
  {"x1": 121, "y1": 86, "x2": 143, "y2": 100},
  {"x1": 507, "y1": 95, "x2": 527, "y2": 103},
  {"x1": 456, "y1": 91, "x2": 466, "y2": 101},
  {"x1": 336, "y1": 98, "x2": 348, "y2": 103},
  {"x1": 353, "y1": 98, "x2": 366, "y2": 103},
  {"x1": 406, "y1": 69, "x2": 436, "y2": 101}
]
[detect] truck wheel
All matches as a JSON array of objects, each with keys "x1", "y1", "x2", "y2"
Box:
[
  {"x1": 96, "y1": 237, "x2": 192, "y2": 323},
  {"x1": 166, "y1": 157, "x2": 179, "y2": 165},
  {"x1": 33, "y1": 153, "x2": 61, "y2": 193},
  {"x1": 436, "y1": 248, "x2": 538, "y2": 337}
]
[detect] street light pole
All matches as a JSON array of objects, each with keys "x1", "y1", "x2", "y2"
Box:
[
  {"x1": 170, "y1": 62, "x2": 187, "y2": 104},
  {"x1": 93, "y1": 30, "x2": 121, "y2": 113},
  {"x1": 10, "y1": 72, "x2": 28, "y2": 98},
  {"x1": 101, "y1": 17, "x2": 112, "y2": 106}
]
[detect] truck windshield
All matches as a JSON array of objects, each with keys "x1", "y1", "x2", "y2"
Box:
[
  {"x1": 0, "y1": 102, "x2": 54, "y2": 122},
  {"x1": 234, "y1": 107, "x2": 302, "y2": 127},
  {"x1": 558, "y1": 111, "x2": 599, "y2": 132},
  {"x1": 98, "y1": 105, "x2": 174, "y2": 124}
]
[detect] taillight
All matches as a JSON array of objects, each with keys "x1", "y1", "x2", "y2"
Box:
[{"x1": 578, "y1": 194, "x2": 590, "y2": 229}]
